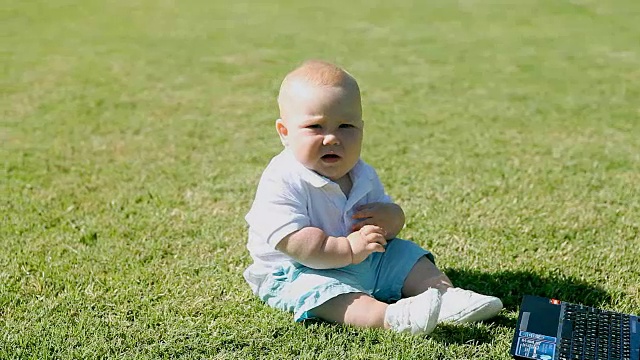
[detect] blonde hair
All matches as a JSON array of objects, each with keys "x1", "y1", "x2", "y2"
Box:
[
  {"x1": 277, "y1": 60, "x2": 361, "y2": 119},
  {"x1": 281, "y1": 60, "x2": 359, "y2": 88}
]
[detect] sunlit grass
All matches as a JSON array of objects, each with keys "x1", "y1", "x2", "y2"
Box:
[{"x1": 2, "y1": 0, "x2": 639, "y2": 358}]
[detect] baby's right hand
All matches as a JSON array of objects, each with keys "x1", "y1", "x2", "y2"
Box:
[{"x1": 347, "y1": 225, "x2": 387, "y2": 264}]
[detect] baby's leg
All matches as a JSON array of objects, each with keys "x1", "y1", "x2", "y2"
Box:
[
  {"x1": 402, "y1": 256, "x2": 453, "y2": 296},
  {"x1": 311, "y1": 293, "x2": 388, "y2": 328},
  {"x1": 311, "y1": 290, "x2": 442, "y2": 335},
  {"x1": 402, "y1": 256, "x2": 503, "y2": 324}
]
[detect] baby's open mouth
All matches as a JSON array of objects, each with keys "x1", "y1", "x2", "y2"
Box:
[{"x1": 321, "y1": 154, "x2": 341, "y2": 162}]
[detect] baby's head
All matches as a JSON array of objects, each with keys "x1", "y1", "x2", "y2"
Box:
[{"x1": 276, "y1": 60, "x2": 363, "y2": 182}]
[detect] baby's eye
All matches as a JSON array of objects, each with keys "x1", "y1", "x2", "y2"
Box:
[
  {"x1": 339, "y1": 124, "x2": 355, "y2": 128},
  {"x1": 306, "y1": 124, "x2": 321, "y2": 129}
]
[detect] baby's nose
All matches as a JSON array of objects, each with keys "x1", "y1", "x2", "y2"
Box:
[{"x1": 323, "y1": 134, "x2": 340, "y2": 145}]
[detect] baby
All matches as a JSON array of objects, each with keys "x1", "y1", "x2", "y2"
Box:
[{"x1": 244, "y1": 60, "x2": 503, "y2": 334}]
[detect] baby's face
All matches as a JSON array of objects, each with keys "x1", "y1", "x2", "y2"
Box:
[{"x1": 277, "y1": 83, "x2": 363, "y2": 182}]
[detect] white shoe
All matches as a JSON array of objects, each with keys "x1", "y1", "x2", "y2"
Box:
[
  {"x1": 437, "y1": 288, "x2": 503, "y2": 324},
  {"x1": 384, "y1": 288, "x2": 442, "y2": 335}
]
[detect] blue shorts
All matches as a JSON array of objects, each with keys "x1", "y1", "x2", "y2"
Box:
[{"x1": 256, "y1": 238, "x2": 434, "y2": 321}]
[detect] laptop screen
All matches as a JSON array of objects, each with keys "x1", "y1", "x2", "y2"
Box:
[{"x1": 512, "y1": 296, "x2": 562, "y2": 359}]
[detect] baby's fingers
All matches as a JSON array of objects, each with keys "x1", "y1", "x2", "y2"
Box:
[
  {"x1": 366, "y1": 233, "x2": 387, "y2": 247},
  {"x1": 365, "y1": 242, "x2": 385, "y2": 253},
  {"x1": 351, "y1": 219, "x2": 374, "y2": 232},
  {"x1": 359, "y1": 224, "x2": 386, "y2": 236},
  {"x1": 351, "y1": 210, "x2": 371, "y2": 219}
]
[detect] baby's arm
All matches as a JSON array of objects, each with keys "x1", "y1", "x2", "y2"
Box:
[{"x1": 276, "y1": 225, "x2": 387, "y2": 269}]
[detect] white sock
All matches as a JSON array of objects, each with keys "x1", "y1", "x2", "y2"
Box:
[
  {"x1": 438, "y1": 287, "x2": 503, "y2": 324},
  {"x1": 384, "y1": 288, "x2": 442, "y2": 335}
]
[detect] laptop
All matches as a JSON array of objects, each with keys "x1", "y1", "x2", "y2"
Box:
[{"x1": 511, "y1": 295, "x2": 639, "y2": 360}]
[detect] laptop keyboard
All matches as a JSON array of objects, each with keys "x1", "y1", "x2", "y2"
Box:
[{"x1": 558, "y1": 303, "x2": 632, "y2": 360}]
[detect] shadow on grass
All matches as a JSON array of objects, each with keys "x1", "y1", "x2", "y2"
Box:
[
  {"x1": 444, "y1": 268, "x2": 612, "y2": 312},
  {"x1": 430, "y1": 322, "x2": 499, "y2": 345},
  {"x1": 300, "y1": 268, "x2": 612, "y2": 345},
  {"x1": 430, "y1": 268, "x2": 612, "y2": 344},
  {"x1": 302, "y1": 317, "x2": 501, "y2": 346}
]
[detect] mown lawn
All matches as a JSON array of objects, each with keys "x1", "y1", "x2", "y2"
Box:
[{"x1": 2, "y1": 0, "x2": 639, "y2": 358}]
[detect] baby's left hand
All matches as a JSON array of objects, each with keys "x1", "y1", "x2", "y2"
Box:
[{"x1": 351, "y1": 202, "x2": 403, "y2": 237}]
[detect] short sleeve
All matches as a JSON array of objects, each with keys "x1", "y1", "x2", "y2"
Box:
[
  {"x1": 367, "y1": 167, "x2": 393, "y2": 204},
  {"x1": 245, "y1": 175, "x2": 310, "y2": 249}
]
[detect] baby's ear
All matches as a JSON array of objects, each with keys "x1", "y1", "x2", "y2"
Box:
[{"x1": 275, "y1": 118, "x2": 288, "y2": 146}]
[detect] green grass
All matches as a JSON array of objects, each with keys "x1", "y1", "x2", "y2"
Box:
[{"x1": 2, "y1": 0, "x2": 639, "y2": 358}]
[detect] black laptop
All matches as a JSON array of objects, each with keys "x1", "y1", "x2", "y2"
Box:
[{"x1": 511, "y1": 295, "x2": 639, "y2": 360}]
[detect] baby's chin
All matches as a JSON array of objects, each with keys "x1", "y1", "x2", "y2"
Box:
[
  {"x1": 312, "y1": 168, "x2": 349, "y2": 182},
  {"x1": 300, "y1": 157, "x2": 355, "y2": 181}
]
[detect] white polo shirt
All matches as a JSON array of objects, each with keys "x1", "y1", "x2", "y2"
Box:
[{"x1": 243, "y1": 149, "x2": 392, "y2": 293}]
